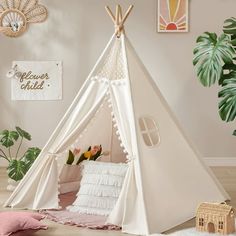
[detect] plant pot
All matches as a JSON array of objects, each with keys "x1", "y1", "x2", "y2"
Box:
[
  {"x1": 59, "y1": 164, "x2": 81, "y2": 184},
  {"x1": 59, "y1": 164, "x2": 81, "y2": 194},
  {"x1": 7, "y1": 178, "x2": 19, "y2": 191}
]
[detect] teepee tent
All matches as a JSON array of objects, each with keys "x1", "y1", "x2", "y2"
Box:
[{"x1": 5, "y1": 5, "x2": 229, "y2": 235}]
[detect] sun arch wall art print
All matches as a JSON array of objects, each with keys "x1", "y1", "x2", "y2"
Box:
[{"x1": 157, "y1": 0, "x2": 189, "y2": 33}]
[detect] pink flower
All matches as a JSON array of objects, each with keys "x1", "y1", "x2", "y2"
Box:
[
  {"x1": 73, "y1": 148, "x2": 81, "y2": 156},
  {"x1": 91, "y1": 145, "x2": 101, "y2": 156}
]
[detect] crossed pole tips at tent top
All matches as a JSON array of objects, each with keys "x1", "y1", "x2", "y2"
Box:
[{"x1": 105, "y1": 4, "x2": 134, "y2": 37}]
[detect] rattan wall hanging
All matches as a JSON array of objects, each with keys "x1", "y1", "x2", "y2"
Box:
[{"x1": 0, "y1": 0, "x2": 47, "y2": 37}]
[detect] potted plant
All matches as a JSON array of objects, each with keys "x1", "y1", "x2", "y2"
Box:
[
  {"x1": 0, "y1": 126, "x2": 41, "y2": 190},
  {"x1": 193, "y1": 17, "x2": 236, "y2": 135}
]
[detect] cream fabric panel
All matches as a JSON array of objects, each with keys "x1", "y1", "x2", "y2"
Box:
[
  {"x1": 107, "y1": 45, "x2": 149, "y2": 234},
  {"x1": 71, "y1": 99, "x2": 113, "y2": 160},
  {"x1": 32, "y1": 155, "x2": 59, "y2": 209},
  {"x1": 52, "y1": 80, "x2": 109, "y2": 153},
  {"x1": 125, "y1": 36, "x2": 229, "y2": 234}
]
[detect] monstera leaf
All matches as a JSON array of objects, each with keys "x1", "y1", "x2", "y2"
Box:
[
  {"x1": 0, "y1": 130, "x2": 19, "y2": 148},
  {"x1": 223, "y1": 17, "x2": 236, "y2": 38},
  {"x1": 0, "y1": 126, "x2": 40, "y2": 181},
  {"x1": 193, "y1": 32, "x2": 234, "y2": 87},
  {"x1": 7, "y1": 160, "x2": 27, "y2": 181},
  {"x1": 220, "y1": 62, "x2": 236, "y2": 81},
  {"x1": 7, "y1": 147, "x2": 40, "y2": 181},
  {"x1": 16, "y1": 126, "x2": 31, "y2": 140},
  {"x1": 219, "y1": 73, "x2": 236, "y2": 122},
  {"x1": 22, "y1": 147, "x2": 41, "y2": 170}
]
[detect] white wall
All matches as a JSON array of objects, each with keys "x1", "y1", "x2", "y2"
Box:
[{"x1": 0, "y1": 0, "x2": 236, "y2": 166}]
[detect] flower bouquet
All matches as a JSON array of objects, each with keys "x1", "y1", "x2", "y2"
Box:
[{"x1": 66, "y1": 145, "x2": 108, "y2": 165}]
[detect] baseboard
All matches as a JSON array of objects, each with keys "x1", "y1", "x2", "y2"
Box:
[{"x1": 204, "y1": 157, "x2": 236, "y2": 166}]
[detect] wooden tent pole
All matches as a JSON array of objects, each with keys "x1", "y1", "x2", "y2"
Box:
[
  {"x1": 105, "y1": 5, "x2": 133, "y2": 37},
  {"x1": 105, "y1": 6, "x2": 116, "y2": 23},
  {"x1": 118, "y1": 5, "x2": 122, "y2": 23},
  {"x1": 115, "y1": 5, "x2": 119, "y2": 25},
  {"x1": 121, "y1": 5, "x2": 134, "y2": 25}
]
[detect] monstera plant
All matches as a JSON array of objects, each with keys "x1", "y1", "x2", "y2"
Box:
[
  {"x1": 0, "y1": 127, "x2": 41, "y2": 181},
  {"x1": 193, "y1": 17, "x2": 236, "y2": 135}
]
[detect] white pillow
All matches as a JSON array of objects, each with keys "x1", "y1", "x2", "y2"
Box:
[{"x1": 67, "y1": 161, "x2": 128, "y2": 216}]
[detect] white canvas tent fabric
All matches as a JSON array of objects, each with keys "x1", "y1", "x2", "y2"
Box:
[{"x1": 5, "y1": 34, "x2": 229, "y2": 235}]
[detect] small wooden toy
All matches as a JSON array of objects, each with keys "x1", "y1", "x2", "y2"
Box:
[{"x1": 196, "y1": 202, "x2": 235, "y2": 235}]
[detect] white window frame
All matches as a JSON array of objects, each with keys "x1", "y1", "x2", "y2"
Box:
[{"x1": 139, "y1": 116, "x2": 160, "y2": 147}]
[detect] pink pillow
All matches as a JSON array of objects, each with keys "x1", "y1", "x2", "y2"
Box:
[
  {"x1": 0, "y1": 211, "x2": 48, "y2": 236},
  {"x1": 4, "y1": 211, "x2": 45, "y2": 220}
]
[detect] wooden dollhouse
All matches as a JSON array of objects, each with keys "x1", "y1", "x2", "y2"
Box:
[{"x1": 196, "y1": 202, "x2": 235, "y2": 235}]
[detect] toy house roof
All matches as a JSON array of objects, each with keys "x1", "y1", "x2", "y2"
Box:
[{"x1": 197, "y1": 203, "x2": 234, "y2": 216}]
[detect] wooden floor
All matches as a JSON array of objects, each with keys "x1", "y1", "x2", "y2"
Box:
[
  {"x1": 167, "y1": 167, "x2": 236, "y2": 234},
  {"x1": 0, "y1": 167, "x2": 236, "y2": 236}
]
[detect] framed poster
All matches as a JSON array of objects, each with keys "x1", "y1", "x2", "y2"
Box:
[
  {"x1": 11, "y1": 61, "x2": 62, "y2": 100},
  {"x1": 157, "y1": 0, "x2": 189, "y2": 32}
]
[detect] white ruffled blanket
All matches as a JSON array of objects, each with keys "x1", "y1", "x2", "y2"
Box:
[{"x1": 67, "y1": 161, "x2": 128, "y2": 216}]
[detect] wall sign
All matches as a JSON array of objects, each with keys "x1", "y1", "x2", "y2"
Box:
[
  {"x1": 157, "y1": 0, "x2": 189, "y2": 32},
  {"x1": 11, "y1": 61, "x2": 62, "y2": 101}
]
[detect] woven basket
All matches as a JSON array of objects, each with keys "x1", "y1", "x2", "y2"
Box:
[
  {"x1": 0, "y1": 9, "x2": 27, "y2": 37},
  {"x1": 0, "y1": 0, "x2": 47, "y2": 37}
]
